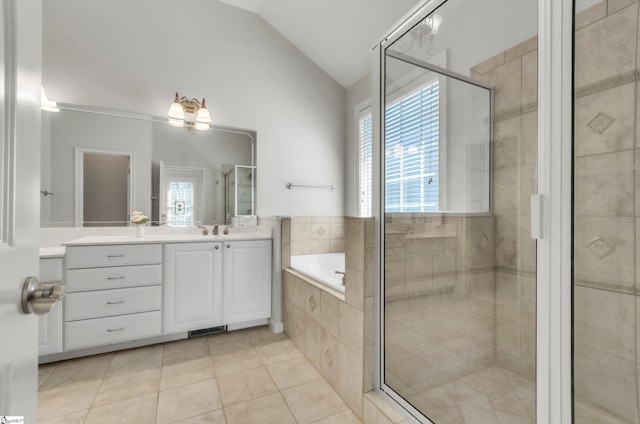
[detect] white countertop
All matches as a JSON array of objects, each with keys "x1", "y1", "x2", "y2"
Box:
[
  {"x1": 39, "y1": 246, "x2": 66, "y2": 258},
  {"x1": 62, "y1": 232, "x2": 272, "y2": 247}
]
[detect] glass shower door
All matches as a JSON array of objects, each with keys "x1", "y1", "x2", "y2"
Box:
[{"x1": 380, "y1": 1, "x2": 538, "y2": 422}]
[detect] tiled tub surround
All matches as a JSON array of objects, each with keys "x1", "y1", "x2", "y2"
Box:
[
  {"x1": 289, "y1": 216, "x2": 346, "y2": 255},
  {"x1": 282, "y1": 217, "x2": 376, "y2": 421}
]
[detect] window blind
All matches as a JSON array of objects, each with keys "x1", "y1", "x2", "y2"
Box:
[
  {"x1": 385, "y1": 81, "x2": 439, "y2": 212},
  {"x1": 357, "y1": 80, "x2": 440, "y2": 216}
]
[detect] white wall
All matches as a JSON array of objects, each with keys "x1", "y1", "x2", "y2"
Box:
[{"x1": 42, "y1": 0, "x2": 346, "y2": 217}]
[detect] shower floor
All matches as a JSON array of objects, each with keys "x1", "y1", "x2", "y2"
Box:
[{"x1": 384, "y1": 295, "x2": 535, "y2": 424}]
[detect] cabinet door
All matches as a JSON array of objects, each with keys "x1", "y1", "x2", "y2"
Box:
[
  {"x1": 164, "y1": 243, "x2": 222, "y2": 333},
  {"x1": 39, "y1": 258, "x2": 64, "y2": 355},
  {"x1": 223, "y1": 240, "x2": 272, "y2": 324}
]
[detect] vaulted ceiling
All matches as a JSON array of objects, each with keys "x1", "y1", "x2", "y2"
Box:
[{"x1": 218, "y1": 0, "x2": 423, "y2": 88}]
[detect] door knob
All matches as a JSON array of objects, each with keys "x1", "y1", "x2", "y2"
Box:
[{"x1": 22, "y1": 276, "x2": 65, "y2": 315}]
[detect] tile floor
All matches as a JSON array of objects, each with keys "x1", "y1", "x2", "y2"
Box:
[{"x1": 38, "y1": 326, "x2": 362, "y2": 424}]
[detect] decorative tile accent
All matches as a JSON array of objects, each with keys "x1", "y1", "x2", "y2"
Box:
[
  {"x1": 317, "y1": 227, "x2": 326, "y2": 237},
  {"x1": 308, "y1": 295, "x2": 317, "y2": 312},
  {"x1": 586, "y1": 237, "x2": 615, "y2": 259},
  {"x1": 587, "y1": 113, "x2": 616, "y2": 134}
]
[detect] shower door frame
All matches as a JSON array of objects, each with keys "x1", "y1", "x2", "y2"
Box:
[{"x1": 372, "y1": 0, "x2": 574, "y2": 423}]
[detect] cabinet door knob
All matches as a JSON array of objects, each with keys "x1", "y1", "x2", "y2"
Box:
[
  {"x1": 214, "y1": 245, "x2": 219, "y2": 250},
  {"x1": 226, "y1": 244, "x2": 230, "y2": 248}
]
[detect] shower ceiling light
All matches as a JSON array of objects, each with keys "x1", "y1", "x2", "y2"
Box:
[
  {"x1": 394, "y1": 14, "x2": 443, "y2": 55},
  {"x1": 167, "y1": 92, "x2": 212, "y2": 131}
]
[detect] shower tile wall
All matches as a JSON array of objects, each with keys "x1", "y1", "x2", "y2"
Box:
[
  {"x1": 470, "y1": 35, "x2": 538, "y2": 383},
  {"x1": 573, "y1": 1, "x2": 640, "y2": 422},
  {"x1": 290, "y1": 216, "x2": 345, "y2": 255}
]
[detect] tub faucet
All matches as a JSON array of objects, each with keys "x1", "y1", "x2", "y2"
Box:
[{"x1": 335, "y1": 270, "x2": 345, "y2": 284}]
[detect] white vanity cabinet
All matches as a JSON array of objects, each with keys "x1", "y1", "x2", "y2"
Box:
[
  {"x1": 223, "y1": 239, "x2": 272, "y2": 324},
  {"x1": 38, "y1": 258, "x2": 64, "y2": 355},
  {"x1": 164, "y1": 242, "x2": 223, "y2": 333},
  {"x1": 64, "y1": 244, "x2": 163, "y2": 350}
]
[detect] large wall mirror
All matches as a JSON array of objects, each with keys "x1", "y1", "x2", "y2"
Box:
[{"x1": 40, "y1": 106, "x2": 256, "y2": 227}]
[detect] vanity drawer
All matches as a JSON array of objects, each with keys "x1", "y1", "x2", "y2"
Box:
[
  {"x1": 65, "y1": 311, "x2": 162, "y2": 351},
  {"x1": 66, "y1": 264, "x2": 162, "y2": 292},
  {"x1": 66, "y1": 244, "x2": 162, "y2": 269},
  {"x1": 65, "y1": 286, "x2": 161, "y2": 321}
]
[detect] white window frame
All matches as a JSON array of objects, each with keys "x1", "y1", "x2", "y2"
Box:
[{"x1": 356, "y1": 100, "x2": 372, "y2": 217}]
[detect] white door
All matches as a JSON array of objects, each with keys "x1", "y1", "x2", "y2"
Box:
[{"x1": 0, "y1": 0, "x2": 43, "y2": 422}]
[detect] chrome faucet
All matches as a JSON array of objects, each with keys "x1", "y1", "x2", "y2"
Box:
[
  {"x1": 197, "y1": 226, "x2": 208, "y2": 235},
  {"x1": 335, "y1": 270, "x2": 345, "y2": 284}
]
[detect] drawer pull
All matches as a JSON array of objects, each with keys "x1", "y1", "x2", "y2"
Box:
[
  {"x1": 107, "y1": 276, "x2": 126, "y2": 280},
  {"x1": 107, "y1": 327, "x2": 125, "y2": 332},
  {"x1": 106, "y1": 300, "x2": 125, "y2": 305},
  {"x1": 107, "y1": 254, "x2": 126, "y2": 258}
]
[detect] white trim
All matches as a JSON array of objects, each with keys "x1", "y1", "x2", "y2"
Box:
[
  {"x1": 74, "y1": 147, "x2": 135, "y2": 227},
  {"x1": 355, "y1": 99, "x2": 372, "y2": 217},
  {"x1": 536, "y1": 0, "x2": 573, "y2": 422},
  {"x1": 0, "y1": 0, "x2": 16, "y2": 248}
]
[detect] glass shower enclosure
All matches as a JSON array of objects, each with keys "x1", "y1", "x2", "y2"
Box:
[{"x1": 377, "y1": 0, "x2": 538, "y2": 422}]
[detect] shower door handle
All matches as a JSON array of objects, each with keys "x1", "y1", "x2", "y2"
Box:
[{"x1": 531, "y1": 194, "x2": 542, "y2": 240}]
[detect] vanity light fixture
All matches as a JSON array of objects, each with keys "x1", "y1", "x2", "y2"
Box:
[
  {"x1": 167, "y1": 92, "x2": 212, "y2": 131},
  {"x1": 41, "y1": 87, "x2": 60, "y2": 112}
]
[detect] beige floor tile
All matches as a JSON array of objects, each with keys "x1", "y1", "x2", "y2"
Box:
[
  {"x1": 160, "y1": 357, "x2": 215, "y2": 391},
  {"x1": 209, "y1": 331, "x2": 253, "y2": 356},
  {"x1": 217, "y1": 366, "x2": 278, "y2": 406},
  {"x1": 175, "y1": 409, "x2": 227, "y2": 423},
  {"x1": 255, "y1": 339, "x2": 303, "y2": 365},
  {"x1": 282, "y1": 380, "x2": 348, "y2": 424},
  {"x1": 38, "y1": 410, "x2": 88, "y2": 424},
  {"x1": 245, "y1": 325, "x2": 288, "y2": 347},
  {"x1": 85, "y1": 393, "x2": 157, "y2": 424},
  {"x1": 92, "y1": 368, "x2": 161, "y2": 407},
  {"x1": 38, "y1": 363, "x2": 57, "y2": 389},
  {"x1": 156, "y1": 379, "x2": 222, "y2": 424},
  {"x1": 38, "y1": 380, "x2": 102, "y2": 421},
  {"x1": 224, "y1": 392, "x2": 296, "y2": 424},
  {"x1": 163, "y1": 337, "x2": 212, "y2": 366},
  {"x1": 212, "y1": 347, "x2": 263, "y2": 377},
  {"x1": 310, "y1": 409, "x2": 363, "y2": 423},
  {"x1": 106, "y1": 344, "x2": 163, "y2": 377},
  {"x1": 39, "y1": 353, "x2": 113, "y2": 390},
  {"x1": 267, "y1": 356, "x2": 322, "y2": 390}
]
